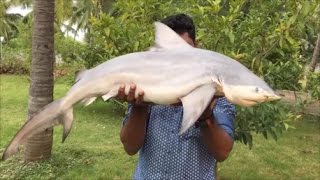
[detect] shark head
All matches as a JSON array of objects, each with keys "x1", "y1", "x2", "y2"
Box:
[
  {"x1": 221, "y1": 69, "x2": 281, "y2": 107},
  {"x1": 225, "y1": 84, "x2": 281, "y2": 107}
]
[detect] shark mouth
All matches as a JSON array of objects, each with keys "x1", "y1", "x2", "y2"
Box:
[{"x1": 241, "y1": 99, "x2": 260, "y2": 107}]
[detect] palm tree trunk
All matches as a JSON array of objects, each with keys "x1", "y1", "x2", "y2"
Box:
[
  {"x1": 309, "y1": 34, "x2": 320, "y2": 72},
  {"x1": 24, "y1": 0, "x2": 55, "y2": 162}
]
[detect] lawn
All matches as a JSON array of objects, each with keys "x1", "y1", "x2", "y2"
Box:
[{"x1": 0, "y1": 75, "x2": 319, "y2": 179}]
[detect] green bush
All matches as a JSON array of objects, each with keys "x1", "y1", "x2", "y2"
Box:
[
  {"x1": 0, "y1": 21, "x2": 32, "y2": 74},
  {"x1": 55, "y1": 33, "x2": 87, "y2": 64},
  {"x1": 235, "y1": 101, "x2": 299, "y2": 148},
  {"x1": 0, "y1": 59, "x2": 30, "y2": 74},
  {"x1": 264, "y1": 59, "x2": 304, "y2": 90},
  {"x1": 306, "y1": 72, "x2": 320, "y2": 100},
  {"x1": 84, "y1": 15, "x2": 154, "y2": 68},
  {"x1": 0, "y1": 46, "x2": 31, "y2": 74}
]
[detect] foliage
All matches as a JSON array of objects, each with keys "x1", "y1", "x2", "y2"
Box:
[
  {"x1": 234, "y1": 102, "x2": 299, "y2": 149},
  {"x1": 0, "y1": 18, "x2": 86, "y2": 74},
  {"x1": 263, "y1": 60, "x2": 303, "y2": 90},
  {"x1": 0, "y1": 1, "x2": 22, "y2": 40},
  {"x1": 190, "y1": 0, "x2": 317, "y2": 90},
  {"x1": 306, "y1": 72, "x2": 320, "y2": 100},
  {"x1": 0, "y1": 20, "x2": 32, "y2": 74},
  {"x1": 84, "y1": 15, "x2": 154, "y2": 67},
  {"x1": 70, "y1": 0, "x2": 108, "y2": 30},
  {"x1": 0, "y1": 52, "x2": 30, "y2": 74},
  {"x1": 55, "y1": 33, "x2": 86, "y2": 64}
]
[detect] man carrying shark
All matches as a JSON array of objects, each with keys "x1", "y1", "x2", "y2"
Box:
[{"x1": 118, "y1": 14, "x2": 236, "y2": 179}]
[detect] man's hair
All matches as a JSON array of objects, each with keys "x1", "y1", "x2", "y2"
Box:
[{"x1": 160, "y1": 13, "x2": 196, "y2": 42}]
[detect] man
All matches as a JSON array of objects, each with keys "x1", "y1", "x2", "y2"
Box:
[{"x1": 118, "y1": 14, "x2": 236, "y2": 179}]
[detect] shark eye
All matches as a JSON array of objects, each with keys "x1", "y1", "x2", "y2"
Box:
[{"x1": 255, "y1": 87, "x2": 259, "y2": 93}]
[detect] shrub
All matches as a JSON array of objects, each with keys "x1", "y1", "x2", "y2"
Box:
[{"x1": 306, "y1": 72, "x2": 320, "y2": 100}]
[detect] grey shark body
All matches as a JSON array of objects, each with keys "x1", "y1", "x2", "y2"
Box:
[{"x1": 2, "y1": 22, "x2": 280, "y2": 160}]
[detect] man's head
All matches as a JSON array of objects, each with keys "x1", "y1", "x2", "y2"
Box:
[{"x1": 161, "y1": 14, "x2": 196, "y2": 47}]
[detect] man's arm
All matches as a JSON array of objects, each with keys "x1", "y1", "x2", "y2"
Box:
[
  {"x1": 200, "y1": 98, "x2": 236, "y2": 162},
  {"x1": 118, "y1": 84, "x2": 149, "y2": 155}
]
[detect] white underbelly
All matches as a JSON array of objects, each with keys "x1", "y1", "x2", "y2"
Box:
[{"x1": 134, "y1": 78, "x2": 213, "y2": 104}]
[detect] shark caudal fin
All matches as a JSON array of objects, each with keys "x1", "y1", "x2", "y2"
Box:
[{"x1": 2, "y1": 99, "x2": 67, "y2": 160}]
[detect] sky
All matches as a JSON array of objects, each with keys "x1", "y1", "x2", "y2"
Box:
[
  {"x1": 6, "y1": 6, "x2": 85, "y2": 41},
  {"x1": 7, "y1": 6, "x2": 32, "y2": 16}
]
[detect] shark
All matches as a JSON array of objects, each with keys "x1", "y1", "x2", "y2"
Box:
[{"x1": 2, "y1": 22, "x2": 280, "y2": 160}]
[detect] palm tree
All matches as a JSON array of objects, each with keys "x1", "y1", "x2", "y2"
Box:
[
  {"x1": 70, "y1": 0, "x2": 113, "y2": 42},
  {"x1": 24, "y1": 0, "x2": 55, "y2": 162},
  {"x1": 10, "y1": 0, "x2": 73, "y2": 29},
  {"x1": 0, "y1": 1, "x2": 22, "y2": 40}
]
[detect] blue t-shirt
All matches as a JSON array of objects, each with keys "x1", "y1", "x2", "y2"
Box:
[{"x1": 123, "y1": 97, "x2": 236, "y2": 179}]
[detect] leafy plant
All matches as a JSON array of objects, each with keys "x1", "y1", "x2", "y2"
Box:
[
  {"x1": 235, "y1": 101, "x2": 299, "y2": 149},
  {"x1": 306, "y1": 72, "x2": 320, "y2": 100},
  {"x1": 55, "y1": 33, "x2": 86, "y2": 64}
]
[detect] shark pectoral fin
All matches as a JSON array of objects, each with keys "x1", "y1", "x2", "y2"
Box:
[
  {"x1": 101, "y1": 89, "x2": 118, "y2": 101},
  {"x1": 81, "y1": 97, "x2": 97, "y2": 106},
  {"x1": 179, "y1": 84, "x2": 216, "y2": 135},
  {"x1": 61, "y1": 108, "x2": 74, "y2": 143}
]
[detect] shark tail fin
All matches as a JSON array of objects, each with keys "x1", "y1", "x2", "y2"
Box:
[{"x1": 2, "y1": 99, "x2": 67, "y2": 161}]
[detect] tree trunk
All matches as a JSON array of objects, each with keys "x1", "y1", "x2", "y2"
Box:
[
  {"x1": 309, "y1": 34, "x2": 320, "y2": 72},
  {"x1": 24, "y1": 0, "x2": 55, "y2": 162}
]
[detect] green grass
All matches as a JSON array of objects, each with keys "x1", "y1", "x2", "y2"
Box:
[
  {"x1": 0, "y1": 75, "x2": 319, "y2": 179},
  {"x1": 218, "y1": 117, "x2": 320, "y2": 180}
]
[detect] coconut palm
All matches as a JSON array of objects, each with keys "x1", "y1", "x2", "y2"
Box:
[
  {"x1": 0, "y1": 1, "x2": 22, "y2": 40},
  {"x1": 69, "y1": 0, "x2": 113, "y2": 42},
  {"x1": 23, "y1": 0, "x2": 55, "y2": 162}
]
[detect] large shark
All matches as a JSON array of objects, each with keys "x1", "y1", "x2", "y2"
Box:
[{"x1": 2, "y1": 22, "x2": 280, "y2": 160}]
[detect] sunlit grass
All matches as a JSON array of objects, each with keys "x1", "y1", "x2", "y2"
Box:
[
  {"x1": 0, "y1": 75, "x2": 319, "y2": 179},
  {"x1": 219, "y1": 117, "x2": 319, "y2": 180}
]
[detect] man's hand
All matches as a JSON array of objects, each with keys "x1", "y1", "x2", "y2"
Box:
[
  {"x1": 119, "y1": 84, "x2": 149, "y2": 155},
  {"x1": 116, "y1": 84, "x2": 147, "y2": 107}
]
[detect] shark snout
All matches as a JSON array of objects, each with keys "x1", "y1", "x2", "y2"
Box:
[{"x1": 264, "y1": 94, "x2": 281, "y2": 101}]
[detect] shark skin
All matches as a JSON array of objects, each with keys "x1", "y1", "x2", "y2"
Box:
[{"x1": 1, "y1": 22, "x2": 280, "y2": 160}]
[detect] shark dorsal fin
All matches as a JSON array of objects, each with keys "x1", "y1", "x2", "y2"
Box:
[{"x1": 153, "y1": 22, "x2": 192, "y2": 50}]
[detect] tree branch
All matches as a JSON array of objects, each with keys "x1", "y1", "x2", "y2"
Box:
[{"x1": 309, "y1": 34, "x2": 320, "y2": 72}]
